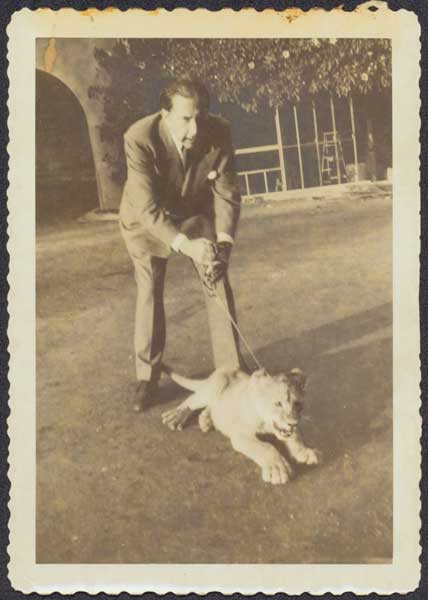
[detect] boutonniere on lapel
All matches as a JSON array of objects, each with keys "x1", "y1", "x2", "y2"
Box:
[{"x1": 207, "y1": 170, "x2": 218, "y2": 182}]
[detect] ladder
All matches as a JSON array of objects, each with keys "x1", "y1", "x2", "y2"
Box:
[{"x1": 321, "y1": 131, "x2": 347, "y2": 184}]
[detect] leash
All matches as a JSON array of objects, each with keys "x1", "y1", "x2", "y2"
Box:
[{"x1": 203, "y1": 271, "x2": 267, "y2": 373}]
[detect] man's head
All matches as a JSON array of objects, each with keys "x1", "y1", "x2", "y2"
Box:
[{"x1": 160, "y1": 79, "x2": 210, "y2": 149}]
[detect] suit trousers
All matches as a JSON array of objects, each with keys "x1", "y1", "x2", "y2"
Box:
[{"x1": 120, "y1": 217, "x2": 241, "y2": 381}]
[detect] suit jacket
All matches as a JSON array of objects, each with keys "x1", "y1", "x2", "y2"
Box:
[{"x1": 119, "y1": 112, "x2": 241, "y2": 258}]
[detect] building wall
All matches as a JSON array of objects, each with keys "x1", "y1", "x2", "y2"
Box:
[
  {"x1": 36, "y1": 69, "x2": 99, "y2": 225},
  {"x1": 36, "y1": 38, "x2": 121, "y2": 211}
]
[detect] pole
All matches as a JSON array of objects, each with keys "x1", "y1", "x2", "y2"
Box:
[
  {"x1": 244, "y1": 173, "x2": 250, "y2": 196},
  {"x1": 293, "y1": 105, "x2": 305, "y2": 189},
  {"x1": 349, "y1": 95, "x2": 359, "y2": 182},
  {"x1": 330, "y1": 94, "x2": 341, "y2": 184},
  {"x1": 312, "y1": 100, "x2": 322, "y2": 186},
  {"x1": 274, "y1": 106, "x2": 287, "y2": 191},
  {"x1": 366, "y1": 118, "x2": 377, "y2": 181}
]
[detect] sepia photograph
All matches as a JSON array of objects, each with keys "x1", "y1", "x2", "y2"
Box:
[
  {"x1": 6, "y1": 6, "x2": 421, "y2": 594},
  {"x1": 35, "y1": 35, "x2": 393, "y2": 564}
]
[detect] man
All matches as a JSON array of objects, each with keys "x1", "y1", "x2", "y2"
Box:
[{"x1": 120, "y1": 78, "x2": 243, "y2": 412}]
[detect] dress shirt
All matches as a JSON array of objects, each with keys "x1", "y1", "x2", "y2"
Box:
[{"x1": 163, "y1": 119, "x2": 235, "y2": 252}]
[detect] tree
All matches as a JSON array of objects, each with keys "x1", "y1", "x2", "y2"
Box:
[{"x1": 88, "y1": 38, "x2": 391, "y2": 180}]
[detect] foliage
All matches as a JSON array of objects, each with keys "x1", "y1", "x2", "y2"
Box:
[{"x1": 88, "y1": 38, "x2": 391, "y2": 179}]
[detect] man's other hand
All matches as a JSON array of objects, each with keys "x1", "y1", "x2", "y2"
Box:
[
  {"x1": 215, "y1": 241, "x2": 232, "y2": 266},
  {"x1": 180, "y1": 237, "x2": 217, "y2": 265}
]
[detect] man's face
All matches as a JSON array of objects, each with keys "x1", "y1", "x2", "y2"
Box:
[{"x1": 162, "y1": 94, "x2": 203, "y2": 149}]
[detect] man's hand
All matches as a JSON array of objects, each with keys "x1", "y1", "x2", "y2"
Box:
[
  {"x1": 215, "y1": 241, "x2": 232, "y2": 265},
  {"x1": 204, "y1": 241, "x2": 232, "y2": 287},
  {"x1": 180, "y1": 237, "x2": 217, "y2": 265}
]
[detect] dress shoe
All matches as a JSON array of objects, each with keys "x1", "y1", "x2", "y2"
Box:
[{"x1": 133, "y1": 380, "x2": 158, "y2": 413}]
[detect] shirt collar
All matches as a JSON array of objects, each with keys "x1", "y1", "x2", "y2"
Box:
[{"x1": 162, "y1": 118, "x2": 184, "y2": 161}]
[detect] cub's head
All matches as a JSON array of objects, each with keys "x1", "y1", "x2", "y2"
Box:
[{"x1": 250, "y1": 368, "x2": 307, "y2": 441}]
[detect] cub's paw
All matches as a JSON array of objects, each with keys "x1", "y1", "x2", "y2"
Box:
[
  {"x1": 198, "y1": 408, "x2": 214, "y2": 433},
  {"x1": 161, "y1": 407, "x2": 192, "y2": 431},
  {"x1": 261, "y1": 455, "x2": 293, "y2": 485},
  {"x1": 299, "y1": 447, "x2": 322, "y2": 466}
]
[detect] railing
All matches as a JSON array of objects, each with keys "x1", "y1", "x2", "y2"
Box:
[
  {"x1": 235, "y1": 136, "x2": 285, "y2": 197},
  {"x1": 236, "y1": 138, "x2": 356, "y2": 197},
  {"x1": 235, "y1": 97, "x2": 360, "y2": 198},
  {"x1": 238, "y1": 166, "x2": 282, "y2": 197}
]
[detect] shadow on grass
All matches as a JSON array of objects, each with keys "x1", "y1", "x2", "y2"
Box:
[{"x1": 260, "y1": 302, "x2": 392, "y2": 465}]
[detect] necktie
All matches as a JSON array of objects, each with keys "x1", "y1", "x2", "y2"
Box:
[{"x1": 182, "y1": 147, "x2": 190, "y2": 172}]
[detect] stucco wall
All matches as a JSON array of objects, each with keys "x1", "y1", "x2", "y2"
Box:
[{"x1": 36, "y1": 38, "x2": 122, "y2": 209}]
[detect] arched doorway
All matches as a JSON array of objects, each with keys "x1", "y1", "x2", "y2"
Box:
[{"x1": 36, "y1": 69, "x2": 99, "y2": 227}]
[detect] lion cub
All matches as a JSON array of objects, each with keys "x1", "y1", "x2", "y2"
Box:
[{"x1": 161, "y1": 367, "x2": 321, "y2": 485}]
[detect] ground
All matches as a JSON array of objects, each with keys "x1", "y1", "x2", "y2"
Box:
[{"x1": 36, "y1": 187, "x2": 392, "y2": 564}]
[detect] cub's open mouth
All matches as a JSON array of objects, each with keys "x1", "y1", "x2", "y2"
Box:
[{"x1": 273, "y1": 421, "x2": 297, "y2": 438}]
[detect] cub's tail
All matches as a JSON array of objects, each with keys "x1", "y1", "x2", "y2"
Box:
[{"x1": 161, "y1": 364, "x2": 207, "y2": 392}]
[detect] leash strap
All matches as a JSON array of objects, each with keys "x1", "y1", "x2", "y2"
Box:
[
  {"x1": 209, "y1": 286, "x2": 266, "y2": 373},
  {"x1": 201, "y1": 257, "x2": 267, "y2": 373}
]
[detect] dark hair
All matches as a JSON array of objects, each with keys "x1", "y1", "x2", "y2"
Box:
[{"x1": 160, "y1": 78, "x2": 210, "y2": 113}]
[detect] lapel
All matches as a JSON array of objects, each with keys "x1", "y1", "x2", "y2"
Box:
[
  {"x1": 181, "y1": 135, "x2": 220, "y2": 199},
  {"x1": 158, "y1": 116, "x2": 185, "y2": 191},
  {"x1": 157, "y1": 116, "x2": 220, "y2": 199}
]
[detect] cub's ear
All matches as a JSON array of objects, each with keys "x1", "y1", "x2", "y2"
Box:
[{"x1": 287, "y1": 368, "x2": 307, "y2": 392}]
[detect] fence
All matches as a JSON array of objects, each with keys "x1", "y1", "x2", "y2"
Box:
[{"x1": 236, "y1": 96, "x2": 360, "y2": 198}]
